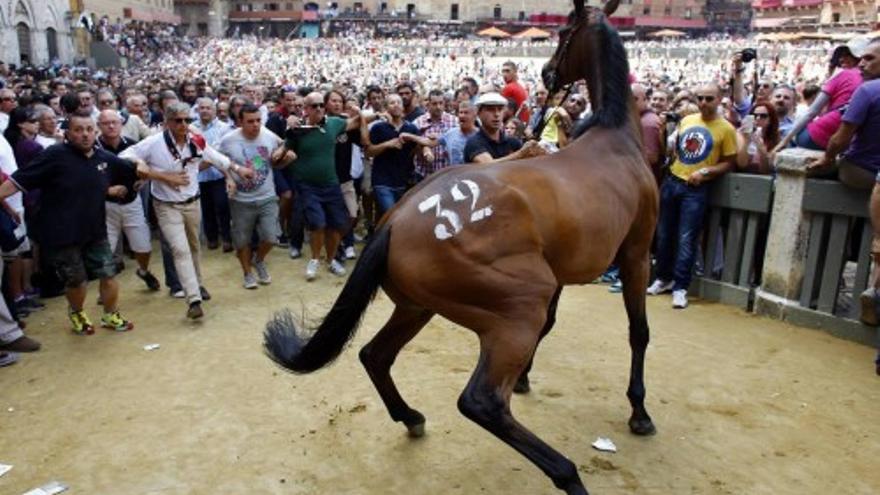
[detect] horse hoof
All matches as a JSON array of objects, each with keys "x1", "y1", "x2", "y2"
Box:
[
  {"x1": 628, "y1": 417, "x2": 656, "y2": 436},
  {"x1": 513, "y1": 375, "x2": 531, "y2": 394},
  {"x1": 406, "y1": 422, "x2": 426, "y2": 438}
]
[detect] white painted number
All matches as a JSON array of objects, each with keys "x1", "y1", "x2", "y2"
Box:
[{"x1": 418, "y1": 180, "x2": 494, "y2": 240}]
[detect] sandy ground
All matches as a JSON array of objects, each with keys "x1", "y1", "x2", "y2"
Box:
[{"x1": 1, "y1": 247, "x2": 879, "y2": 495}]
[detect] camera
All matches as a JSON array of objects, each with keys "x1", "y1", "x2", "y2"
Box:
[
  {"x1": 740, "y1": 48, "x2": 757, "y2": 64},
  {"x1": 664, "y1": 112, "x2": 681, "y2": 124}
]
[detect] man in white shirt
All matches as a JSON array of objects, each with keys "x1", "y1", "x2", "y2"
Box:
[
  {"x1": 0, "y1": 89, "x2": 17, "y2": 133},
  {"x1": 121, "y1": 102, "x2": 253, "y2": 319}
]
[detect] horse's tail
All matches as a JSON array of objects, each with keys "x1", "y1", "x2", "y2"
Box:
[{"x1": 263, "y1": 226, "x2": 391, "y2": 374}]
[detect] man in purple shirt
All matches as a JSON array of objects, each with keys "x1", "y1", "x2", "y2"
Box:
[{"x1": 813, "y1": 40, "x2": 880, "y2": 366}]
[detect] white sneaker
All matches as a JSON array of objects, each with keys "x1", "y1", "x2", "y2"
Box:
[
  {"x1": 289, "y1": 247, "x2": 302, "y2": 259},
  {"x1": 328, "y1": 259, "x2": 347, "y2": 277},
  {"x1": 305, "y1": 259, "x2": 319, "y2": 281},
  {"x1": 344, "y1": 246, "x2": 357, "y2": 259},
  {"x1": 646, "y1": 279, "x2": 675, "y2": 296},
  {"x1": 243, "y1": 272, "x2": 258, "y2": 290},
  {"x1": 254, "y1": 260, "x2": 272, "y2": 285},
  {"x1": 672, "y1": 289, "x2": 688, "y2": 309}
]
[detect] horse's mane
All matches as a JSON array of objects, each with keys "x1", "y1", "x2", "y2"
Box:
[{"x1": 573, "y1": 18, "x2": 631, "y2": 137}]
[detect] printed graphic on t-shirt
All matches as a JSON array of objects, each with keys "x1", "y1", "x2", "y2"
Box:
[
  {"x1": 677, "y1": 126, "x2": 714, "y2": 166},
  {"x1": 238, "y1": 145, "x2": 270, "y2": 193}
]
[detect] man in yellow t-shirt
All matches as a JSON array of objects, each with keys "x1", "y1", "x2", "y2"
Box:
[{"x1": 646, "y1": 83, "x2": 737, "y2": 309}]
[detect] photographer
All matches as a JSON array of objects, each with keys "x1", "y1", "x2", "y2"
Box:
[{"x1": 731, "y1": 49, "x2": 772, "y2": 118}]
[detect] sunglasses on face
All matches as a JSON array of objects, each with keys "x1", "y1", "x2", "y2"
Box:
[
  {"x1": 308, "y1": 103, "x2": 324, "y2": 109},
  {"x1": 752, "y1": 113, "x2": 770, "y2": 119},
  {"x1": 99, "y1": 100, "x2": 115, "y2": 105},
  {"x1": 696, "y1": 96, "x2": 716, "y2": 102},
  {"x1": 172, "y1": 117, "x2": 194, "y2": 124}
]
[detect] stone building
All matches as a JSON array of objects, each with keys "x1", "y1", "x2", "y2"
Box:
[
  {"x1": 1, "y1": 0, "x2": 74, "y2": 66},
  {"x1": 752, "y1": 0, "x2": 879, "y2": 31}
]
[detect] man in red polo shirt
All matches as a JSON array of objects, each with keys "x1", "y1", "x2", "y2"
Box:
[{"x1": 501, "y1": 61, "x2": 530, "y2": 124}]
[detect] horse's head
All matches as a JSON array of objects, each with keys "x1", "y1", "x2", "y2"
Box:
[{"x1": 542, "y1": 0, "x2": 620, "y2": 94}]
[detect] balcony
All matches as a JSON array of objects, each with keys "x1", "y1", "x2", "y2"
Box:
[{"x1": 228, "y1": 10, "x2": 303, "y2": 21}]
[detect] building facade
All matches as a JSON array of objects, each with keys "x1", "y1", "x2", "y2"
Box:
[
  {"x1": 221, "y1": 0, "x2": 709, "y2": 35},
  {"x1": 84, "y1": 0, "x2": 180, "y2": 24},
  {"x1": 752, "y1": 0, "x2": 879, "y2": 31},
  {"x1": 176, "y1": 0, "x2": 227, "y2": 37},
  {"x1": 1, "y1": 0, "x2": 74, "y2": 66}
]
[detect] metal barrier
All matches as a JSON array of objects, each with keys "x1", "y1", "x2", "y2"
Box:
[{"x1": 692, "y1": 173, "x2": 775, "y2": 309}]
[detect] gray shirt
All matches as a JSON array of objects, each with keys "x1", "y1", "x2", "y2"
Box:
[{"x1": 218, "y1": 128, "x2": 282, "y2": 202}]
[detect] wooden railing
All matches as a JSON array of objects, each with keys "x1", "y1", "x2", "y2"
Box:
[{"x1": 692, "y1": 173, "x2": 775, "y2": 309}]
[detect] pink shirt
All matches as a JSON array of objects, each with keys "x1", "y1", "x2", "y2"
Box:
[{"x1": 807, "y1": 68, "x2": 862, "y2": 148}]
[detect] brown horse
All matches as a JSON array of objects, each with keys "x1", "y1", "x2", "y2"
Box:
[{"x1": 264, "y1": 1, "x2": 658, "y2": 493}]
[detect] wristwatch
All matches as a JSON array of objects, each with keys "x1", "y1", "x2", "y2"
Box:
[{"x1": 698, "y1": 167, "x2": 710, "y2": 177}]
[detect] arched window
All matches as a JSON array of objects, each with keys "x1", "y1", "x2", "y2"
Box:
[
  {"x1": 46, "y1": 28, "x2": 58, "y2": 61},
  {"x1": 17, "y1": 22, "x2": 31, "y2": 64}
]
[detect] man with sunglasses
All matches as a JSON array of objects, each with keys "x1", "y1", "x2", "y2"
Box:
[
  {"x1": 284, "y1": 91, "x2": 366, "y2": 281},
  {"x1": 647, "y1": 83, "x2": 737, "y2": 310},
  {"x1": 121, "y1": 102, "x2": 254, "y2": 319}
]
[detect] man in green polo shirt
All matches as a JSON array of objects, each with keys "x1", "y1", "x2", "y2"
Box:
[{"x1": 284, "y1": 91, "x2": 364, "y2": 281}]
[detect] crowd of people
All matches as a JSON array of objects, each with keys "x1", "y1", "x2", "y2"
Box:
[{"x1": 0, "y1": 24, "x2": 878, "y2": 373}]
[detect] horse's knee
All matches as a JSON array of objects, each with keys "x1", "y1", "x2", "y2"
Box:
[
  {"x1": 628, "y1": 322, "x2": 650, "y2": 349},
  {"x1": 457, "y1": 387, "x2": 505, "y2": 426}
]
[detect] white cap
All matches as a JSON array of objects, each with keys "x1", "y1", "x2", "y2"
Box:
[
  {"x1": 847, "y1": 36, "x2": 871, "y2": 58},
  {"x1": 476, "y1": 92, "x2": 509, "y2": 108}
]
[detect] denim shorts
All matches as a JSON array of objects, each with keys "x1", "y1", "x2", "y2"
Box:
[{"x1": 296, "y1": 182, "x2": 349, "y2": 231}]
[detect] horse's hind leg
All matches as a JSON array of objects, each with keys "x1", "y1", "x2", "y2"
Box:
[
  {"x1": 359, "y1": 305, "x2": 434, "y2": 437},
  {"x1": 617, "y1": 245, "x2": 656, "y2": 436},
  {"x1": 514, "y1": 286, "x2": 563, "y2": 394},
  {"x1": 458, "y1": 318, "x2": 588, "y2": 495}
]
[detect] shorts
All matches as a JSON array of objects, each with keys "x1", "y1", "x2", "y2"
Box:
[
  {"x1": 296, "y1": 182, "x2": 349, "y2": 231},
  {"x1": 230, "y1": 197, "x2": 280, "y2": 249},
  {"x1": 106, "y1": 200, "x2": 152, "y2": 254},
  {"x1": 2, "y1": 208, "x2": 30, "y2": 259},
  {"x1": 273, "y1": 168, "x2": 291, "y2": 196},
  {"x1": 340, "y1": 180, "x2": 358, "y2": 218},
  {"x1": 44, "y1": 239, "x2": 119, "y2": 288}
]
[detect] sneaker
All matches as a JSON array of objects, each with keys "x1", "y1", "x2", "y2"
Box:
[
  {"x1": 329, "y1": 259, "x2": 347, "y2": 277},
  {"x1": 672, "y1": 289, "x2": 688, "y2": 309},
  {"x1": 277, "y1": 233, "x2": 290, "y2": 247},
  {"x1": 254, "y1": 260, "x2": 272, "y2": 285},
  {"x1": 608, "y1": 280, "x2": 623, "y2": 293},
  {"x1": 101, "y1": 311, "x2": 134, "y2": 332},
  {"x1": 187, "y1": 301, "x2": 204, "y2": 320},
  {"x1": 170, "y1": 288, "x2": 185, "y2": 299},
  {"x1": 646, "y1": 279, "x2": 675, "y2": 296},
  {"x1": 289, "y1": 246, "x2": 302, "y2": 259},
  {"x1": 200, "y1": 286, "x2": 212, "y2": 301},
  {"x1": 222, "y1": 242, "x2": 234, "y2": 253},
  {"x1": 859, "y1": 288, "x2": 880, "y2": 326},
  {"x1": 243, "y1": 272, "x2": 258, "y2": 289},
  {"x1": 207, "y1": 240, "x2": 219, "y2": 250},
  {"x1": 305, "y1": 259, "x2": 320, "y2": 281},
  {"x1": 344, "y1": 246, "x2": 357, "y2": 259},
  {"x1": 18, "y1": 297, "x2": 45, "y2": 311},
  {"x1": 0, "y1": 335, "x2": 41, "y2": 352},
  {"x1": 136, "y1": 269, "x2": 161, "y2": 291},
  {"x1": 0, "y1": 351, "x2": 18, "y2": 367},
  {"x1": 69, "y1": 310, "x2": 95, "y2": 335}
]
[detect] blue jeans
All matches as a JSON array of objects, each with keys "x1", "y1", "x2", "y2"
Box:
[
  {"x1": 373, "y1": 185, "x2": 406, "y2": 217},
  {"x1": 654, "y1": 177, "x2": 709, "y2": 291}
]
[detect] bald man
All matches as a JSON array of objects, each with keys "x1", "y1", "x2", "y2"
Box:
[{"x1": 647, "y1": 83, "x2": 736, "y2": 309}]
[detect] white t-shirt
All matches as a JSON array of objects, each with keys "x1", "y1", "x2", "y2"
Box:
[{"x1": 0, "y1": 135, "x2": 23, "y2": 211}]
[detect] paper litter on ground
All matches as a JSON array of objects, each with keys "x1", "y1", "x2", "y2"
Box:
[
  {"x1": 22, "y1": 481, "x2": 69, "y2": 495},
  {"x1": 0, "y1": 463, "x2": 12, "y2": 477},
  {"x1": 591, "y1": 437, "x2": 617, "y2": 453},
  {"x1": 143, "y1": 344, "x2": 161, "y2": 351}
]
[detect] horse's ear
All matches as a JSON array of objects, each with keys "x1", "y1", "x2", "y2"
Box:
[
  {"x1": 603, "y1": 0, "x2": 620, "y2": 16},
  {"x1": 573, "y1": 0, "x2": 584, "y2": 16}
]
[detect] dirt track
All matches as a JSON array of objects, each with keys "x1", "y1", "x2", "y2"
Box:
[{"x1": 1, "y1": 248, "x2": 879, "y2": 494}]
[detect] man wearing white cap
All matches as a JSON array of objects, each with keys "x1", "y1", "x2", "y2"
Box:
[{"x1": 464, "y1": 92, "x2": 541, "y2": 164}]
